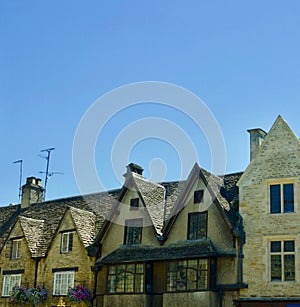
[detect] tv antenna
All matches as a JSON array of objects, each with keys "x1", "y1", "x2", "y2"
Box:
[
  {"x1": 13, "y1": 159, "x2": 23, "y2": 203},
  {"x1": 40, "y1": 147, "x2": 63, "y2": 201}
]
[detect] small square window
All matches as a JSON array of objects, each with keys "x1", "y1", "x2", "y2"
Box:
[
  {"x1": 130, "y1": 198, "x2": 139, "y2": 210},
  {"x1": 271, "y1": 241, "x2": 281, "y2": 252},
  {"x1": 194, "y1": 190, "x2": 204, "y2": 204}
]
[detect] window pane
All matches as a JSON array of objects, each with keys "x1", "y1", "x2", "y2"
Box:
[
  {"x1": 167, "y1": 259, "x2": 208, "y2": 292},
  {"x1": 271, "y1": 255, "x2": 282, "y2": 281},
  {"x1": 188, "y1": 212, "x2": 207, "y2": 240},
  {"x1": 270, "y1": 184, "x2": 281, "y2": 213},
  {"x1": 125, "y1": 219, "x2": 143, "y2": 245},
  {"x1": 284, "y1": 255, "x2": 295, "y2": 281},
  {"x1": 284, "y1": 241, "x2": 295, "y2": 252},
  {"x1": 284, "y1": 183, "x2": 294, "y2": 213},
  {"x1": 54, "y1": 271, "x2": 74, "y2": 295},
  {"x1": 2, "y1": 274, "x2": 21, "y2": 296},
  {"x1": 61, "y1": 233, "x2": 68, "y2": 253},
  {"x1": 271, "y1": 241, "x2": 281, "y2": 252}
]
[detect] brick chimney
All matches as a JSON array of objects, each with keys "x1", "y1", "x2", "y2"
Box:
[
  {"x1": 21, "y1": 177, "x2": 44, "y2": 208},
  {"x1": 247, "y1": 128, "x2": 267, "y2": 161}
]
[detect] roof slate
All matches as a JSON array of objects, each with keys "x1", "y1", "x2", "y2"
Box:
[
  {"x1": 132, "y1": 173, "x2": 166, "y2": 234},
  {"x1": 0, "y1": 166, "x2": 242, "y2": 258},
  {"x1": 0, "y1": 189, "x2": 119, "y2": 257},
  {"x1": 98, "y1": 239, "x2": 235, "y2": 264}
]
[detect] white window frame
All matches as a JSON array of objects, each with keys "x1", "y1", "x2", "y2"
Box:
[
  {"x1": 53, "y1": 271, "x2": 75, "y2": 295},
  {"x1": 11, "y1": 239, "x2": 21, "y2": 259},
  {"x1": 267, "y1": 179, "x2": 296, "y2": 214},
  {"x1": 61, "y1": 232, "x2": 74, "y2": 254},
  {"x1": 2, "y1": 274, "x2": 21, "y2": 297}
]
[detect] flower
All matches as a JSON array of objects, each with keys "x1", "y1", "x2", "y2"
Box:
[
  {"x1": 9, "y1": 285, "x2": 47, "y2": 305},
  {"x1": 67, "y1": 284, "x2": 92, "y2": 305}
]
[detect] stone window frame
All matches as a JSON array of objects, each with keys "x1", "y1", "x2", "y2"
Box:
[
  {"x1": 265, "y1": 235, "x2": 297, "y2": 283},
  {"x1": 53, "y1": 270, "x2": 75, "y2": 296},
  {"x1": 2, "y1": 273, "x2": 22, "y2": 297},
  {"x1": 267, "y1": 178, "x2": 296, "y2": 214}
]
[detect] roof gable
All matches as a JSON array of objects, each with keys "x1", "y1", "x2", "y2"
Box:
[
  {"x1": 69, "y1": 206, "x2": 96, "y2": 248},
  {"x1": 131, "y1": 172, "x2": 166, "y2": 235},
  {"x1": 162, "y1": 163, "x2": 233, "y2": 240},
  {"x1": 0, "y1": 205, "x2": 20, "y2": 253},
  {"x1": 238, "y1": 116, "x2": 300, "y2": 186},
  {"x1": 19, "y1": 216, "x2": 45, "y2": 257}
]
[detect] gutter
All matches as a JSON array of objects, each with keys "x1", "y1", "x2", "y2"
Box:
[{"x1": 34, "y1": 257, "x2": 41, "y2": 287}]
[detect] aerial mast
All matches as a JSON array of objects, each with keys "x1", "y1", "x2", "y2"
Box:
[
  {"x1": 40, "y1": 147, "x2": 55, "y2": 201},
  {"x1": 13, "y1": 159, "x2": 23, "y2": 203}
]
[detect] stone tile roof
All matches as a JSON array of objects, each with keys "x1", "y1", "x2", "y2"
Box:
[
  {"x1": 0, "y1": 205, "x2": 20, "y2": 252},
  {"x1": 132, "y1": 173, "x2": 166, "y2": 235},
  {"x1": 160, "y1": 180, "x2": 186, "y2": 220},
  {"x1": 69, "y1": 207, "x2": 96, "y2": 248},
  {"x1": 201, "y1": 168, "x2": 231, "y2": 211},
  {"x1": 98, "y1": 239, "x2": 235, "y2": 264},
  {"x1": 0, "y1": 167, "x2": 242, "y2": 258},
  {"x1": 19, "y1": 216, "x2": 45, "y2": 257},
  {"x1": 0, "y1": 189, "x2": 120, "y2": 257},
  {"x1": 223, "y1": 172, "x2": 243, "y2": 206}
]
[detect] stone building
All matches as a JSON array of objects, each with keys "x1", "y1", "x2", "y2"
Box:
[
  {"x1": 94, "y1": 163, "x2": 244, "y2": 307},
  {"x1": 0, "y1": 177, "x2": 119, "y2": 306},
  {"x1": 0, "y1": 115, "x2": 299, "y2": 307},
  {"x1": 236, "y1": 116, "x2": 300, "y2": 307}
]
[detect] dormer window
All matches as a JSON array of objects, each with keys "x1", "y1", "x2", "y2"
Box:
[
  {"x1": 11, "y1": 239, "x2": 21, "y2": 259},
  {"x1": 194, "y1": 190, "x2": 204, "y2": 203},
  {"x1": 61, "y1": 231, "x2": 74, "y2": 254},
  {"x1": 270, "y1": 183, "x2": 294, "y2": 213},
  {"x1": 130, "y1": 198, "x2": 139, "y2": 210}
]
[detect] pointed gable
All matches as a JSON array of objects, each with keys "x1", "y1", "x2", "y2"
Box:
[
  {"x1": 131, "y1": 172, "x2": 165, "y2": 235},
  {"x1": 19, "y1": 216, "x2": 45, "y2": 257},
  {"x1": 238, "y1": 116, "x2": 300, "y2": 187},
  {"x1": 69, "y1": 206, "x2": 96, "y2": 248},
  {"x1": 162, "y1": 163, "x2": 233, "y2": 240},
  {"x1": 0, "y1": 205, "x2": 20, "y2": 252}
]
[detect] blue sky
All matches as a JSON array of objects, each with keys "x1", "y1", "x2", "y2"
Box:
[{"x1": 1, "y1": 1, "x2": 300, "y2": 206}]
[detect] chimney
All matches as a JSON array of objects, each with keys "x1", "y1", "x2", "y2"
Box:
[
  {"x1": 123, "y1": 163, "x2": 144, "y2": 178},
  {"x1": 21, "y1": 177, "x2": 44, "y2": 208},
  {"x1": 247, "y1": 128, "x2": 267, "y2": 161}
]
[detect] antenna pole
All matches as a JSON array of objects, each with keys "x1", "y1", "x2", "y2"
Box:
[
  {"x1": 13, "y1": 159, "x2": 23, "y2": 203},
  {"x1": 40, "y1": 147, "x2": 55, "y2": 201}
]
